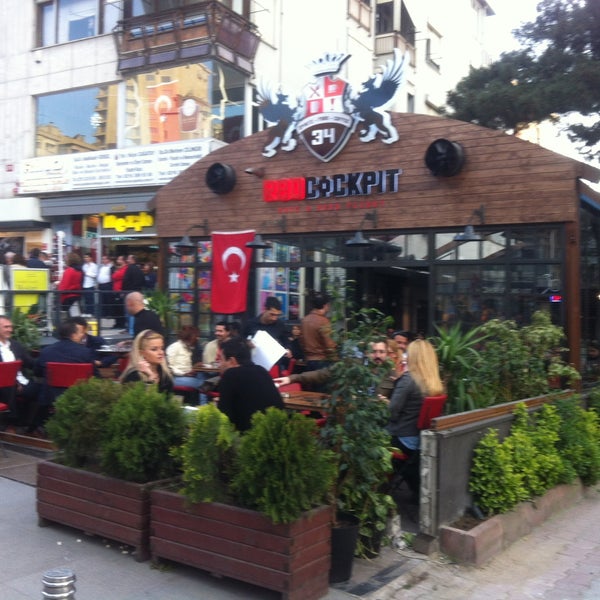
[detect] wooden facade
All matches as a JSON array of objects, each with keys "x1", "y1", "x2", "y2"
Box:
[{"x1": 154, "y1": 113, "x2": 600, "y2": 368}]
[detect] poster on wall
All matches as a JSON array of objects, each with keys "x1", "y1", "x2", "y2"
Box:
[{"x1": 0, "y1": 236, "x2": 25, "y2": 260}]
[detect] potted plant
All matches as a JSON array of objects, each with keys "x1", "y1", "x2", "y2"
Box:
[
  {"x1": 151, "y1": 404, "x2": 337, "y2": 600},
  {"x1": 319, "y1": 307, "x2": 396, "y2": 577},
  {"x1": 10, "y1": 306, "x2": 41, "y2": 351},
  {"x1": 38, "y1": 380, "x2": 186, "y2": 561}
]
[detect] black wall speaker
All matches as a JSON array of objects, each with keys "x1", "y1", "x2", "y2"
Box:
[
  {"x1": 205, "y1": 162, "x2": 236, "y2": 194},
  {"x1": 424, "y1": 139, "x2": 465, "y2": 177}
]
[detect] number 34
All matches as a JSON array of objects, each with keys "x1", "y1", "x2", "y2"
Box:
[{"x1": 311, "y1": 128, "x2": 336, "y2": 146}]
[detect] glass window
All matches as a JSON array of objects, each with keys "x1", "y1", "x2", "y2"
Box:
[
  {"x1": 508, "y1": 227, "x2": 562, "y2": 260},
  {"x1": 36, "y1": 84, "x2": 120, "y2": 156},
  {"x1": 376, "y1": 2, "x2": 393, "y2": 35},
  {"x1": 124, "y1": 62, "x2": 245, "y2": 147}
]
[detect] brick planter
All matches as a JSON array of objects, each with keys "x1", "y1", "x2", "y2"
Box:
[
  {"x1": 439, "y1": 480, "x2": 584, "y2": 566},
  {"x1": 150, "y1": 488, "x2": 332, "y2": 600},
  {"x1": 37, "y1": 460, "x2": 166, "y2": 562}
]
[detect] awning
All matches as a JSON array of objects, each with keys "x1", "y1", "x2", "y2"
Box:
[
  {"x1": 0, "y1": 220, "x2": 51, "y2": 231},
  {"x1": 40, "y1": 192, "x2": 156, "y2": 217}
]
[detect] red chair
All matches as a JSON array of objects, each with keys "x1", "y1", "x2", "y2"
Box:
[
  {"x1": 391, "y1": 394, "x2": 448, "y2": 462},
  {"x1": 278, "y1": 382, "x2": 302, "y2": 393},
  {"x1": 46, "y1": 362, "x2": 94, "y2": 389},
  {"x1": 280, "y1": 358, "x2": 297, "y2": 377},
  {"x1": 0, "y1": 361, "x2": 22, "y2": 454},
  {"x1": 269, "y1": 364, "x2": 280, "y2": 378}
]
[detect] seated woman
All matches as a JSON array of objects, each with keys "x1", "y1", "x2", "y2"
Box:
[
  {"x1": 120, "y1": 329, "x2": 173, "y2": 395},
  {"x1": 166, "y1": 325, "x2": 206, "y2": 403},
  {"x1": 387, "y1": 338, "x2": 444, "y2": 499}
]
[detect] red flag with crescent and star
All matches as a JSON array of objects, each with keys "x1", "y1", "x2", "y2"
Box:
[{"x1": 211, "y1": 230, "x2": 256, "y2": 314}]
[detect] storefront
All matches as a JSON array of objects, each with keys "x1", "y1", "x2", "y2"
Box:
[{"x1": 154, "y1": 112, "x2": 600, "y2": 371}]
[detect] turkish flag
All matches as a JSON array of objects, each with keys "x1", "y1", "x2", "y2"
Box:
[{"x1": 211, "y1": 230, "x2": 256, "y2": 314}]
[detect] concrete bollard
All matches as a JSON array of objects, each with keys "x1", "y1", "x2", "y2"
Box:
[{"x1": 42, "y1": 567, "x2": 76, "y2": 599}]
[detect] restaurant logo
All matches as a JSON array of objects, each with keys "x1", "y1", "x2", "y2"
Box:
[{"x1": 257, "y1": 49, "x2": 406, "y2": 162}]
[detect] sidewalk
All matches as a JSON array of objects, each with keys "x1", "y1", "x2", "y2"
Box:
[{"x1": 3, "y1": 448, "x2": 600, "y2": 600}]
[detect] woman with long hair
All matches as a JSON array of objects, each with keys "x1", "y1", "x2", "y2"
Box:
[
  {"x1": 120, "y1": 329, "x2": 173, "y2": 395},
  {"x1": 387, "y1": 338, "x2": 444, "y2": 497}
]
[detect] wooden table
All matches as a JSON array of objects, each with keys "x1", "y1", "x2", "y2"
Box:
[{"x1": 280, "y1": 391, "x2": 328, "y2": 412}]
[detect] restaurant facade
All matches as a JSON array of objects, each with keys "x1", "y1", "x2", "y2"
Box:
[{"x1": 155, "y1": 111, "x2": 600, "y2": 371}]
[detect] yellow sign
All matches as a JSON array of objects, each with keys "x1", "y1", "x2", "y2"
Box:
[
  {"x1": 102, "y1": 211, "x2": 154, "y2": 233},
  {"x1": 11, "y1": 268, "x2": 49, "y2": 313}
]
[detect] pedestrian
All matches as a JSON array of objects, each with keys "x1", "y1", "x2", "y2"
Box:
[
  {"x1": 122, "y1": 255, "x2": 145, "y2": 334},
  {"x1": 111, "y1": 255, "x2": 127, "y2": 330},
  {"x1": 57, "y1": 253, "x2": 83, "y2": 316},
  {"x1": 97, "y1": 254, "x2": 114, "y2": 320},
  {"x1": 26, "y1": 248, "x2": 47, "y2": 269},
  {"x1": 301, "y1": 292, "x2": 336, "y2": 372},
  {"x1": 81, "y1": 252, "x2": 98, "y2": 315}
]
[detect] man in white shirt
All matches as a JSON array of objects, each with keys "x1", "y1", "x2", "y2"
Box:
[
  {"x1": 97, "y1": 255, "x2": 114, "y2": 319},
  {"x1": 0, "y1": 315, "x2": 38, "y2": 430},
  {"x1": 202, "y1": 321, "x2": 230, "y2": 365},
  {"x1": 82, "y1": 253, "x2": 98, "y2": 315}
]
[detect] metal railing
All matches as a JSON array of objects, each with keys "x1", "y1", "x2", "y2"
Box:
[{"x1": 0, "y1": 289, "x2": 133, "y2": 339}]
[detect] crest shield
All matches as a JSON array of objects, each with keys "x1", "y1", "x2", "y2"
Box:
[{"x1": 296, "y1": 75, "x2": 354, "y2": 162}]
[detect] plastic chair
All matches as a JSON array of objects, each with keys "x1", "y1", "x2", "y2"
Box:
[
  {"x1": 278, "y1": 382, "x2": 302, "y2": 393},
  {"x1": 46, "y1": 362, "x2": 94, "y2": 388},
  {"x1": 391, "y1": 394, "x2": 448, "y2": 463},
  {"x1": 0, "y1": 361, "x2": 23, "y2": 455}
]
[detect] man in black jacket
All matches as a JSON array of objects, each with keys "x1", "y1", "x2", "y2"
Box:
[
  {"x1": 125, "y1": 292, "x2": 165, "y2": 338},
  {"x1": 217, "y1": 337, "x2": 283, "y2": 432}
]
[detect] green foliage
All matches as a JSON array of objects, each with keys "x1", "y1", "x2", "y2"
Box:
[
  {"x1": 101, "y1": 382, "x2": 186, "y2": 483},
  {"x1": 230, "y1": 408, "x2": 337, "y2": 524},
  {"x1": 587, "y1": 387, "x2": 600, "y2": 415},
  {"x1": 46, "y1": 378, "x2": 124, "y2": 468},
  {"x1": 469, "y1": 400, "x2": 598, "y2": 516},
  {"x1": 469, "y1": 428, "x2": 527, "y2": 516},
  {"x1": 175, "y1": 404, "x2": 239, "y2": 504},
  {"x1": 430, "y1": 322, "x2": 487, "y2": 413},
  {"x1": 441, "y1": 311, "x2": 580, "y2": 413},
  {"x1": 322, "y1": 307, "x2": 396, "y2": 556},
  {"x1": 10, "y1": 307, "x2": 41, "y2": 350},
  {"x1": 445, "y1": 0, "x2": 600, "y2": 160},
  {"x1": 555, "y1": 398, "x2": 600, "y2": 486},
  {"x1": 146, "y1": 289, "x2": 178, "y2": 334}
]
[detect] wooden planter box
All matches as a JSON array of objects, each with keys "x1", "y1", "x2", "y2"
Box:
[
  {"x1": 37, "y1": 460, "x2": 165, "y2": 562},
  {"x1": 439, "y1": 480, "x2": 584, "y2": 566},
  {"x1": 150, "y1": 488, "x2": 332, "y2": 600}
]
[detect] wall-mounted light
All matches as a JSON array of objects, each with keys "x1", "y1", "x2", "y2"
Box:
[
  {"x1": 345, "y1": 210, "x2": 378, "y2": 247},
  {"x1": 173, "y1": 220, "x2": 210, "y2": 255},
  {"x1": 453, "y1": 205, "x2": 485, "y2": 242},
  {"x1": 245, "y1": 233, "x2": 272, "y2": 249},
  {"x1": 244, "y1": 167, "x2": 265, "y2": 178}
]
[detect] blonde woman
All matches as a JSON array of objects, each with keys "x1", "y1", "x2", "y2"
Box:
[
  {"x1": 120, "y1": 329, "x2": 173, "y2": 395},
  {"x1": 387, "y1": 339, "x2": 444, "y2": 496}
]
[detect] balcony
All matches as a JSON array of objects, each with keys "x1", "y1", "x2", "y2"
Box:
[
  {"x1": 375, "y1": 31, "x2": 416, "y2": 67},
  {"x1": 113, "y1": 2, "x2": 260, "y2": 75}
]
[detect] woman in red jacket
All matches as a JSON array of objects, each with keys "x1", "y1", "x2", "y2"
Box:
[{"x1": 57, "y1": 253, "x2": 83, "y2": 312}]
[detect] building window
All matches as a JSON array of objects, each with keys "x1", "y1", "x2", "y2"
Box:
[
  {"x1": 375, "y1": 2, "x2": 393, "y2": 35},
  {"x1": 399, "y1": 1, "x2": 415, "y2": 46},
  {"x1": 426, "y1": 24, "x2": 442, "y2": 70},
  {"x1": 37, "y1": 0, "x2": 121, "y2": 46}
]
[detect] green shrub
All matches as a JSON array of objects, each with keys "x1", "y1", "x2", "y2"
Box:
[
  {"x1": 46, "y1": 378, "x2": 124, "y2": 468},
  {"x1": 469, "y1": 428, "x2": 527, "y2": 515},
  {"x1": 101, "y1": 382, "x2": 186, "y2": 483},
  {"x1": 176, "y1": 404, "x2": 239, "y2": 504},
  {"x1": 230, "y1": 408, "x2": 336, "y2": 524},
  {"x1": 555, "y1": 398, "x2": 600, "y2": 486}
]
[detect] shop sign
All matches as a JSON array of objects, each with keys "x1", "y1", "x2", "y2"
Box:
[
  {"x1": 17, "y1": 139, "x2": 226, "y2": 195},
  {"x1": 263, "y1": 168, "x2": 401, "y2": 202},
  {"x1": 257, "y1": 50, "x2": 406, "y2": 162},
  {"x1": 102, "y1": 212, "x2": 155, "y2": 233}
]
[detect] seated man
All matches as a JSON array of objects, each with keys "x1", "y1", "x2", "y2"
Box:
[
  {"x1": 30, "y1": 319, "x2": 97, "y2": 434},
  {"x1": 70, "y1": 316, "x2": 118, "y2": 369},
  {"x1": 217, "y1": 337, "x2": 284, "y2": 432},
  {"x1": 0, "y1": 314, "x2": 39, "y2": 429}
]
